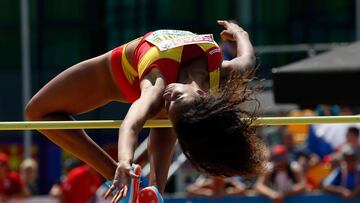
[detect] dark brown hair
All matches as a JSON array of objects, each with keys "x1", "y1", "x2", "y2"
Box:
[
  {"x1": 347, "y1": 126, "x2": 359, "y2": 137},
  {"x1": 174, "y1": 69, "x2": 267, "y2": 177}
]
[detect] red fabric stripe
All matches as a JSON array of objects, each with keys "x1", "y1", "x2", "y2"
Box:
[
  {"x1": 111, "y1": 46, "x2": 141, "y2": 102},
  {"x1": 139, "y1": 59, "x2": 180, "y2": 84},
  {"x1": 206, "y1": 46, "x2": 223, "y2": 72}
]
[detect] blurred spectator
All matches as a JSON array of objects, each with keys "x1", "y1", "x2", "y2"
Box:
[
  {"x1": 315, "y1": 104, "x2": 339, "y2": 116},
  {"x1": 48, "y1": 157, "x2": 81, "y2": 200},
  {"x1": 287, "y1": 109, "x2": 315, "y2": 145},
  {"x1": 279, "y1": 126, "x2": 316, "y2": 165},
  {"x1": 63, "y1": 158, "x2": 82, "y2": 175},
  {"x1": 264, "y1": 125, "x2": 308, "y2": 159},
  {"x1": 8, "y1": 146, "x2": 22, "y2": 171},
  {"x1": 339, "y1": 106, "x2": 354, "y2": 116},
  {"x1": 186, "y1": 175, "x2": 246, "y2": 197},
  {"x1": 0, "y1": 153, "x2": 28, "y2": 201},
  {"x1": 307, "y1": 123, "x2": 360, "y2": 159},
  {"x1": 20, "y1": 158, "x2": 39, "y2": 196},
  {"x1": 50, "y1": 164, "x2": 102, "y2": 203},
  {"x1": 339, "y1": 127, "x2": 360, "y2": 160},
  {"x1": 56, "y1": 158, "x2": 82, "y2": 185},
  {"x1": 328, "y1": 153, "x2": 342, "y2": 170},
  {"x1": 296, "y1": 151, "x2": 313, "y2": 191},
  {"x1": 255, "y1": 145, "x2": 305, "y2": 203},
  {"x1": 296, "y1": 151, "x2": 329, "y2": 191},
  {"x1": 322, "y1": 148, "x2": 360, "y2": 200},
  {"x1": 280, "y1": 126, "x2": 299, "y2": 162}
]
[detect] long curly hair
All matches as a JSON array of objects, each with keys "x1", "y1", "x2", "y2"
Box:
[{"x1": 173, "y1": 69, "x2": 267, "y2": 177}]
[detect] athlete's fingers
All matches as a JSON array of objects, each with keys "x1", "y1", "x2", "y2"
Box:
[
  {"x1": 220, "y1": 31, "x2": 226, "y2": 40},
  {"x1": 111, "y1": 193, "x2": 117, "y2": 203},
  {"x1": 112, "y1": 188, "x2": 122, "y2": 203},
  {"x1": 104, "y1": 184, "x2": 116, "y2": 199},
  {"x1": 111, "y1": 190, "x2": 118, "y2": 203},
  {"x1": 129, "y1": 170, "x2": 140, "y2": 179},
  {"x1": 123, "y1": 185, "x2": 129, "y2": 198},
  {"x1": 220, "y1": 30, "x2": 234, "y2": 41},
  {"x1": 217, "y1": 20, "x2": 230, "y2": 28},
  {"x1": 221, "y1": 30, "x2": 232, "y2": 36},
  {"x1": 114, "y1": 187, "x2": 125, "y2": 203}
]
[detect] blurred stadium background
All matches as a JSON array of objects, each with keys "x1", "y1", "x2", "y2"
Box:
[{"x1": 1, "y1": 0, "x2": 360, "y2": 202}]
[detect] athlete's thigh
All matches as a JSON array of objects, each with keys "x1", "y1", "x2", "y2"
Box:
[{"x1": 29, "y1": 52, "x2": 122, "y2": 115}]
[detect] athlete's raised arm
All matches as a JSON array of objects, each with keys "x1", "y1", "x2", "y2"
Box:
[{"x1": 219, "y1": 20, "x2": 256, "y2": 77}]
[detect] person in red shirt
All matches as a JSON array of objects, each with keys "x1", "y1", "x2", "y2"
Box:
[
  {"x1": 51, "y1": 164, "x2": 102, "y2": 203},
  {"x1": 0, "y1": 153, "x2": 27, "y2": 201}
]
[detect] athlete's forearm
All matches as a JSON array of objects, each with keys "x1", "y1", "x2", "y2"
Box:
[
  {"x1": 255, "y1": 176, "x2": 278, "y2": 198},
  {"x1": 117, "y1": 99, "x2": 149, "y2": 163},
  {"x1": 234, "y1": 31, "x2": 254, "y2": 58},
  {"x1": 285, "y1": 170, "x2": 306, "y2": 196},
  {"x1": 221, "y1": 32, "x2": 256, "y2": 75},
  {"x1": 286, "y1": 182, "x2": 305, "y2": 196},
  {"x1": 231, "y1": 31, "x2": 256, "y2": 69},
  {"x1": 323, "y1": 185, "x2": 349, "y2": 195},
  {"x1": 117, "y1": 82, "x2": 165, "y2": 163},
  {"x1": 117, "y1": 129, "x2": 137, "y2": 164},
  {"x1": 218, "y1": 20, "x2": 256, "y2": 77}
]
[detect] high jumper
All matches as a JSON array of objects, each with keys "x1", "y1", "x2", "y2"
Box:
[{"x1": 24, "y1": 20, "x2": 266, "y2": 203}]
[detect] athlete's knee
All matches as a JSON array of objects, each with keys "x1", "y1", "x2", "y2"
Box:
[{"x1": 24, "y1": 99, "x2": 45, "y2": 121}]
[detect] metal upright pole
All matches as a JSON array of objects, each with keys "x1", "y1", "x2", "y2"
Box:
[
  {"x1": 236, "y1": 0, "x2": 252, "y2": 26},
  {"x1": 356, "y1": 0, "x2": 360, "y2": 40},
  {"x1": 20, "y1": 0, "x2": 32, "y2": 159}
]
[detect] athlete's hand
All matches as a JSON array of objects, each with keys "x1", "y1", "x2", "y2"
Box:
[
  {"x1": 217, "y1": 20, "x2": 246, "y2": 41},
  {"x1": 270, "y1": 192, "x2": 284, "y2": 203},
  {"x1": 104, "y1": 162, "x2": 139, "y2": 203},
  {"x1": 340, "y1": 188, "x2": 352, "y2": 199}
]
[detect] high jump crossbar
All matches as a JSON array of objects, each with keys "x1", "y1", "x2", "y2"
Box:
[{"x1": 0, "y1": 115, "x2": 360, "y2": 130}]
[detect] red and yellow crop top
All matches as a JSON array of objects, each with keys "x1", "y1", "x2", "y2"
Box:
[{"x1": 111, "y1": 30, "x2": 222, "y2": 102}]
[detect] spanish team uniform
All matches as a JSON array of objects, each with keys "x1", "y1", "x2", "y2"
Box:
[{"x1": 111, "y1": 30, "x2": 222, "y2": 102}]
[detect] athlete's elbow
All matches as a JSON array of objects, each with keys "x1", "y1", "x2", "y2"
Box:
[
  {"x1": 238, "y1": 55, "x2": 256, "y2": 75},
  {"x1": 243, "y1": 54, "x2": 256, "y2": 70},
  {"x1": 228, "y1": 57, "x2": 256, "y2": 75},
  {"x1": 141, "y1": 87, "x2": 165, "y2": 118}
]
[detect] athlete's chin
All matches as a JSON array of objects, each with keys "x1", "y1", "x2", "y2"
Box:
[
  {"x1": 164, "y1": 102, "x2": 178, "y2": 122},
  {"x1": 164, "y1": 100, "x2": 170, "y2": 112},
  {"x1": 167, "y1": 107, "x2": 180, "y2": 123}
]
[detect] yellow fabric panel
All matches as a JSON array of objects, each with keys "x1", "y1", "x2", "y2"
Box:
[
  {"x1": 209, "y1": 68, "x2": 220, "y2": 94},
  {"x1": 138, "y1": 46, "x2": 183, "y2": 78},
  {"x1": 197, "y1": 43, "x2": 218, "y2": 52},
  {"x1": 121, "y1": 44, "x2": 138, "y2": 84}
]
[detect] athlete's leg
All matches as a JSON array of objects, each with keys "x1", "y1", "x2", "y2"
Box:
[
  {"x1": 25, "y1": 52, "x2": 123, "y2": 179},
  {"x1": 147, "y1": 128, "x2": 177, "y2": 193}
]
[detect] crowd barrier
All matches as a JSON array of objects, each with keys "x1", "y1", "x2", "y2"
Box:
[
  {"x1": 5, "y1": 193, "x2": 360, "y2": 203},
  {"x1": 164, "y1": 193, "x2": 360, "y2": 203},
  {"x1": 6, "y1": 197, "x2": 58, "y2": 203}
]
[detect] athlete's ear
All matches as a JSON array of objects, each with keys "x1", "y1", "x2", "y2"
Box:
[{"x1": 196, "y1": 89, "x2": 205, "y2": 96}]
